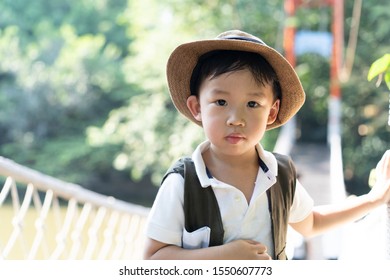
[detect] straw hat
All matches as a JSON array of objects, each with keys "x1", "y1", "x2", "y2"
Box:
[{"x1": 166, "y1": 30, "x2": 305, "y2": 130}]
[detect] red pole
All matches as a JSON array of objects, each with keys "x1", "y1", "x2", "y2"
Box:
[
  {"x1": 330, "y1": 0, "x2": 344, "y2": 98},
  {"x1": 284, "y1": 0, "x2": 297, "y2": 67}
]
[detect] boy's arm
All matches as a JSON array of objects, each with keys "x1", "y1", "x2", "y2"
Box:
[
  {"x1": 290, "y1": 150, "x2": 390, "y2": 238},
  {"x1": 290, "y1": 194, "x2": 382, "y2": 237},
  {"x1": 143, "y1": 238, "x2": 271, "y2": 260}
]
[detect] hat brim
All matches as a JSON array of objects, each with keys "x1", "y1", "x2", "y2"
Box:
[{"x1": 167, "y1": 37, "x2": 305, "y2": 130}]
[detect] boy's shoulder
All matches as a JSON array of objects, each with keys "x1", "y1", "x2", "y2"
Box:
[
  {"x1": 161, "y1": 157, "x2": 192, "y2": 184},
  {"x1": 273, "y1": 153, "x2": 295, "y2": 168}
]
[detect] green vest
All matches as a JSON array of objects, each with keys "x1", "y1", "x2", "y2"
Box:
[{"x1": 162, "y1": 153, "x2": 296, "y2": 260}]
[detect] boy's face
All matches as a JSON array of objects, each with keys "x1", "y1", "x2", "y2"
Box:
[{"x1": 187, "y1": 69, "x2": 279, "y2": 158}]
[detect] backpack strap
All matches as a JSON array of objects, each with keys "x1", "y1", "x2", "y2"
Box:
[
  {"x1": 162, "y1": 157, "x2": 224, "y2": 247},
  {"x1": 267, "y1": 153, "x2": 297, "y2": 260},
  {"x1": 183, "y1": 159, "x2": 224, "y2": 246}
]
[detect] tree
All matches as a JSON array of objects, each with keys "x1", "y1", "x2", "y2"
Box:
[{"x1": 0, "y1": 0, "x2": 132, "y2": 185}]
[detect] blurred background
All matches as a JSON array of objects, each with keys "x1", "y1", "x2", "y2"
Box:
[{"x1": 1, "y1": 0, "x2": 389, "y2": 207}]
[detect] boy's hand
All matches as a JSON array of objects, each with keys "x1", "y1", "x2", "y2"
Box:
[
  {"x1": 223, "y1": 239, "x2": 272, "y2": 260},
  {"x1": 369, "y1": 150, "x2": 390, "y2": 205}
]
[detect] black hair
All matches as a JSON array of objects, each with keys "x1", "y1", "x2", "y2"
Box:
[{"x1": 190, "y1": 50, "x2": 281, "y2": 101}]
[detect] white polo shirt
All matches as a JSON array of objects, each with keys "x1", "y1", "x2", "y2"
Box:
[{"x1": 146, "y1": 141, "x2": 313, "y2": 257}]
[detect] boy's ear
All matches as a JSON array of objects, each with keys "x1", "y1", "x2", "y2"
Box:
[
  {"x1": 187, "y1": 95, "x2": 202, "y2": 122},
  {"x1": 267, "y1": 99, "x2": 280, "y2": 125}
]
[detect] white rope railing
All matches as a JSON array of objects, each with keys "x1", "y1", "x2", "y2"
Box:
[{"x1": 0, "y1": 156, "x2": 150, "y2": 260}]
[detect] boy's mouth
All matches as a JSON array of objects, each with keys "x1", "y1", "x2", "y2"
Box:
[{"x1": 225, "y1": 133, "x2": 245, "y2": 144}]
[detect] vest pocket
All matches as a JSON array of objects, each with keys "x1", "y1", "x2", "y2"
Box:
[{"x1": 182, "y1": 226, "x2": 211, "y2": 249}]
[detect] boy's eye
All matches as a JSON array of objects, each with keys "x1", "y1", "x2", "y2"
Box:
[
  {"x1": 248, "y1": 101, "x2": 259, "y2": 108},
  {"x1": 215, "y1": 99, "x2": 227, "y2": 106}
]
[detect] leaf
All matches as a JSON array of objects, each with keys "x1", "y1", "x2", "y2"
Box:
[
  {"x1": 385, "y1": 71, "x2": 390, "y2": 90},
  {"x1": 367, "y1": 53, "x2": 390, "y2": 82}
]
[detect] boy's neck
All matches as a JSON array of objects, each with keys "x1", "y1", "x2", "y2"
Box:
[
  {"x1": 202, "y1": 145, "x2": 259, "y2": 203},
  {"x1": 202, "y1": 144, "x2": 259, "y2": 168}
]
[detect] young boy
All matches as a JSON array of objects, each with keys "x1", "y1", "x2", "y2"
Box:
[{"x1": 143, "y1": 30, "x2": 390, "y2": 260}]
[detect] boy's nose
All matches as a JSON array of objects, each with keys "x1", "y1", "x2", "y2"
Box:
[{"x1": 227, "y1": 110, "x2": 245, "y2": 127}]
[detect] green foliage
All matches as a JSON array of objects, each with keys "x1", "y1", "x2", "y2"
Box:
[
  {"x1": 340, "y1": 0, "x2": 390, "y2": 195},
  {"x1": 295, "y1": 54, "x2": 330, "y2": 143},
  {"x1": 367, "y1": 54, "x2": 390, "y2": 89},
  {"x1": 0, "y1": 0, "x2": 131, "y2": 190}
]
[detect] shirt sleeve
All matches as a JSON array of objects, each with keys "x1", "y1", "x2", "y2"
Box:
[
  {"x1": 145, "y1": 173, "x2": 185, "y2": 246},
  {"x1": 289, "y1": 179, "x2": 314, "y2": 223}
]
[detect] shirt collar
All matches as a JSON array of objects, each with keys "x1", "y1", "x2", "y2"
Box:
[{"x1": 192, "y1": 140, "x2": 278, "y2": 188}]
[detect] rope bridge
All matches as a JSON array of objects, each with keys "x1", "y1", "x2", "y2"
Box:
[{"x1": 0, "y1": 156, "x2": 150, "y2": 260}]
